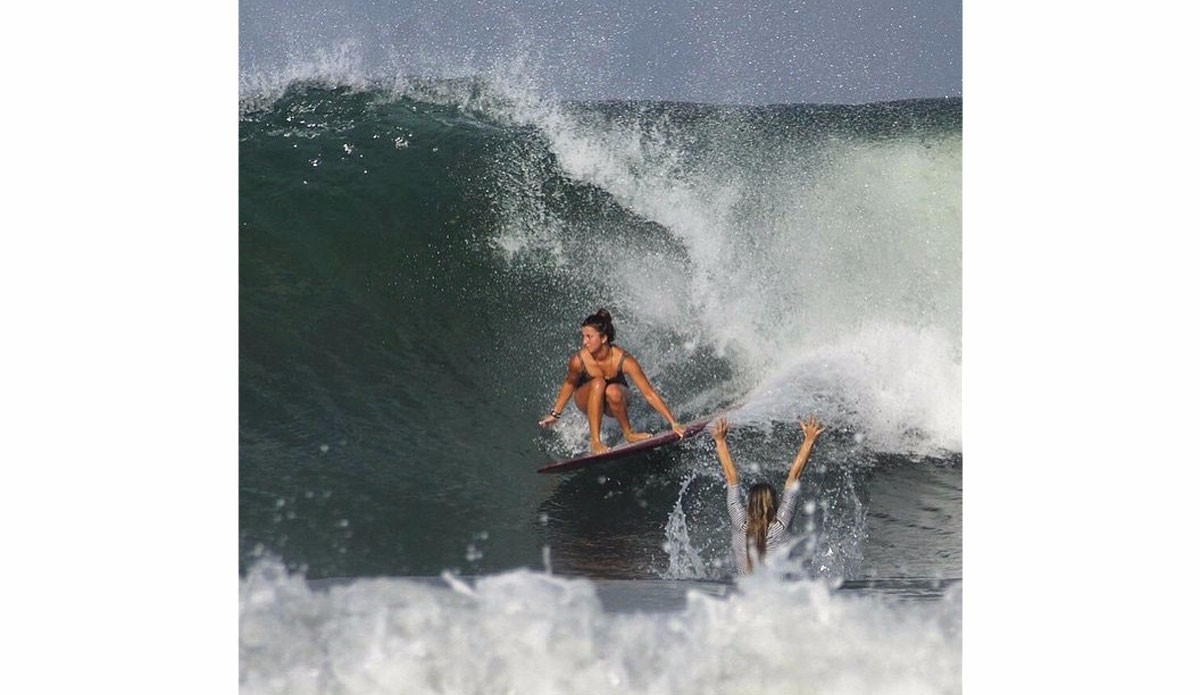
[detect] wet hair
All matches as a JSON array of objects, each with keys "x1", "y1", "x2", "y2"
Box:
[
  {"x1": 745, "y1": 483, "x2": 779, "y2": 572},
  {"x1": 581, "y1": 308, "x2": 616, "y2": 344}
]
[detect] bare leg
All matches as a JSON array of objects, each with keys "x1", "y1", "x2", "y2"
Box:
[
  {"x1": 573, "y1": 378, "x2": 609, "y2": 453},
  {"x1": 607, "y1": 384, "x2": 651, "y2": 443}
]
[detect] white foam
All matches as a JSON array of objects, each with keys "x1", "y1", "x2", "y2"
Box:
[
  {"x1": 738, "y1": 321, "x2": 963, "y2": 454},
  {"x1": 240, "y1": 560, "x2": 961, "y2": 695}
]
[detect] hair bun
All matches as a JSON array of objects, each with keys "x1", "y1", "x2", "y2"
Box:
[{"x1": 582, "y1": 308, "x2": 617, "y2": 343}]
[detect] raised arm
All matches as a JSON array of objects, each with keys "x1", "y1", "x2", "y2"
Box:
[
  {"x1": 710, "y1": 417, "x2": 739, "y2": 485},
  {"x1": 784, "y1": 415, "x2": 825, "y2": 488},
  {"x1": 622, "y1": 354, "x2": 685, "y2": 437},
  {"x1": 537, "y1": 355, "x2": 583, "y2": 427}
]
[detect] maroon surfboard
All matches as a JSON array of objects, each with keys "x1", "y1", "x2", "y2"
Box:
[{"x1": 537, "y1": 418, "x2": 713, "y2": 474}]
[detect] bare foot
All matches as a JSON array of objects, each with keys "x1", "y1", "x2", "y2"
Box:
[
  {"x1": 590, "y1": 440, "x2": 610, "y2": 454},
  {"x1": 623, "y1": 431, "x2": 652, "y2": 443}
]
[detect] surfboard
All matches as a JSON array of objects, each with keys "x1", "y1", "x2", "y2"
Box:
[{"x1": 537, "y1": 418, "x2": 713, "y2": 474}]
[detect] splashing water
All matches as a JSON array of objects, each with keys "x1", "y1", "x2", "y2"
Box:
[
  {"x1": 241, "y1": 558, "x2": 961, "y2": 695},
  {"x1": 659, "y1": 473, "x2": 708, "y2": 579}
]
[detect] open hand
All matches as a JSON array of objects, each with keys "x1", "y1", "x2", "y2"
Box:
[
  {"x1": 711, "y1": 417, "x2": 728, "y2": 441},
  {"x1": 800, "y1": 414, "x2": 825, "y2": 441},
  {"x1": 538, "y1": 414, "x2": 559, "y2": 427}
]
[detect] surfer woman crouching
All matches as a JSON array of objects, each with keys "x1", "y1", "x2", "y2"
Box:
[
  {"x1": 710, "y1": 415, "x2": 825, "y2": 575},
  {"x1": 538, "y1": 308, "x2": 686, "y2": 453}
]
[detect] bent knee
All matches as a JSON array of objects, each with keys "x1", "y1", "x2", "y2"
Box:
[{"x1": 604, "y1": 383, "x2": 626, "y2": 404}]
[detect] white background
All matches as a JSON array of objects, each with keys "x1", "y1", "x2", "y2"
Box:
[{"x1": 2, "y1": 2, "x2": 1196, "y2": 692}]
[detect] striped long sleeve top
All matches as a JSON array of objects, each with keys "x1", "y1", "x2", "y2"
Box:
[{"x1": 726, "y1": 480, "x2": 802, "y2": 575}]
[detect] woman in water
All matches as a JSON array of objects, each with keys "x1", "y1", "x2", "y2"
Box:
[
  {"x1": 710, "y1": 415, "x2": 825, "y2": 575},
  {"x1": 538, "y1": 308, "x2": 686, "y2": 453}
]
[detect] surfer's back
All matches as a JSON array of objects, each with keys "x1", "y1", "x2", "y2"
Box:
[{"x1": 725, "y1": 481, "x2": 801, "y2": 575}]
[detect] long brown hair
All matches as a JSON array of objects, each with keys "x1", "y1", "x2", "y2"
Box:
[{"x1": 745, "y1": 483, "x2": 779, "y2": 572}]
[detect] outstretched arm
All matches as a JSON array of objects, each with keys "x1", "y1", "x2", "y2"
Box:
[
  {"x1": 710, "y1": 418, "x2": 738, "y2": 486},
  {"x1": 538, "y1": 356, "x2": 583, "y2": 427},
  {"x1": 623, "y1": 355, "x2": 685, "y2": 437},
  {"x1": 784, "y1": 415, "x2": 825, "y2": 488}
]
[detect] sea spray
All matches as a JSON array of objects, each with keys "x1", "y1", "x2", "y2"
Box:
[
  {"x1": 240, "y1": 558, "x2": 962, "y2": 695},
  {"x1": 660, "y1": 473, "x2": 707, "y2": 579},
  {"x1": 464, "y1": 85, "x2": 962, "y2": 456}
]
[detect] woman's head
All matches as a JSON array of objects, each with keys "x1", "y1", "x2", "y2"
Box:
[
  {"x1": 581, "y1": 308, "x2": 616, "y2": 352},
  {"x1": 745, "y1": 482, "x2": 779, "y2": 572}
]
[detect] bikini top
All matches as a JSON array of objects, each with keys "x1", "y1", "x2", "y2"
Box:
[{"x1": 575, "y1": 348, "x2": 629, "y2": 387}]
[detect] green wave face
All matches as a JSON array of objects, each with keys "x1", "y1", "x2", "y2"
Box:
[{"x1": 240, "y1": 79, "x2": 961, "y2": 579}]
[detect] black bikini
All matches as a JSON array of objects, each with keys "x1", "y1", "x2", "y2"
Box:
[{"x1": 575, "y1": 349, "x2": 629, "y2": 388}]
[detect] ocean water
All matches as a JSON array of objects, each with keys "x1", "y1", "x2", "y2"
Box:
[{"x1": 240, "y1": 63, "x2": 962, "y2": 693}]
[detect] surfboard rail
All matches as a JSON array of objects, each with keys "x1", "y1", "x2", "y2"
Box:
[{"x1": 537, "y1": 418, "x2": 712, "y2": 474}]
